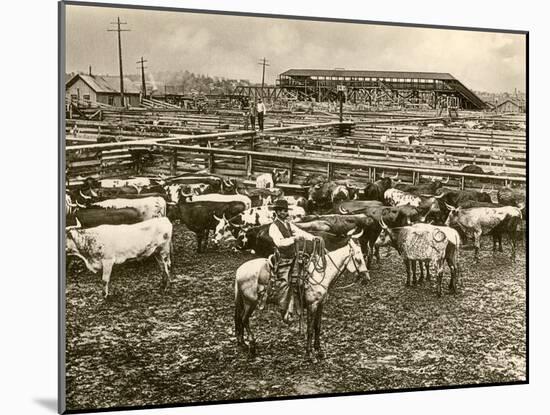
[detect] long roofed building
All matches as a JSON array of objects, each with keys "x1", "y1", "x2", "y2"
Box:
[{"x1": 277, "y1": 69, "x2": 486, "y2": 110}]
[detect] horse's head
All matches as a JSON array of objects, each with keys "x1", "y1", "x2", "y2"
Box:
[{"x1": 346, "y1": 228, "x2": 369, "y2": 281}]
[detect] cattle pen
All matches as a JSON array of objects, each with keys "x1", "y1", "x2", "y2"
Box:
[
  {"x1": 66, "y1": 110, "x2": 525, "y2": 191},
  {"x1": 64, "y1": 108, "x2": 526, "y2": 410}
]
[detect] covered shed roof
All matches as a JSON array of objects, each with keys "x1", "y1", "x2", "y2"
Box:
[
  {"x1": 280, "y1": 69, "x2": 456, "y2": 80},
  {"x1": 66, "y1": 74, "x2": 141, "y2": 94}
]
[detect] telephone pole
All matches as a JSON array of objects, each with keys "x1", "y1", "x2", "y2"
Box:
[
  {"x1": 257, "y1": 57, "x2": 270, "y2": 98},
  {"x1": 108, "y1": 17, "x2": 130, "y2": 107},
  {"x1": 136, "y1": 57, "x2": 148, "y2": 101}
]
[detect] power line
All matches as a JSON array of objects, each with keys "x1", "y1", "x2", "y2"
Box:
[
  {"x1": 258, "y1": 57, "x2": 270, "y2": 97},
  {"x1": 136, "y1": 57, "x2": 148, "y2": 100},
  {"x1": 107, "y1": 17, "x2": 131, "y2": 107}
]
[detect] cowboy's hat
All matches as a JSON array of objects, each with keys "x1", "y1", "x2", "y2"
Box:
[{"x1": 268, "y1": 199, "x2": 289, "y2": 211}]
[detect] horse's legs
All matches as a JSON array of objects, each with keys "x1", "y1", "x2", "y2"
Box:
[
  {"x1": 306, "y1": 303, "x2": 318, "y2": 360},
  {"x1": 313, "y1": 303, "x2": 325, "y2": 359},
  {"x1": 235, "y1": 290, "x2": 246, "y2": 349},
  {"x1": 242, "y1": 301, "x2": 257, "y2": 356}
]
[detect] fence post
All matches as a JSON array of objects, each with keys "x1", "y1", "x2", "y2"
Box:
[
  {"x1": 170, "y1": 149, "x2": 178, "y2": 176},
  {"x1": 208, "y1": 151, "x2": 215, "y2": 173},
  {"x1": 327, "y1": 162, "x2": 334, "y2": 181},
  {"x1": 289, "y1": 158, "x2": 295, "y2": 184},
  {"x1": 250, "y1": 132, "x2": 256, "y2": 152},
  {"x1": 246, "y1": 154, "x2": 253, "y2": 178}
]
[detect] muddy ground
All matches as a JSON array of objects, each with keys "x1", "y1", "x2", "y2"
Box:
[{"x1": 65, "y1": 224, "x2": 526, "y2": 411}]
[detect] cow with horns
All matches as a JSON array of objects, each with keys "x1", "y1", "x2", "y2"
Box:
[
  {"x1": 65, "y1": 217, "x2": 173, "y2": 298},
  {"x1": 444, "y1": 204, "x2": 522, "y2": 261},
  {"x1": 363, "y1": 172, "x2": 399, "y2": 202},
  {"x1": 307, "y1": 181, "x2": 358, "y2": 212},
  {"x1": 338, "y1": 204, "x2": 422, "y2": 267},
  {"x1": 434, "y1": 188, "x2": 494, "y2": 225},
  {"x1": 170, "y1": 198, "x2": 248, "y2": 253},
  {"x1": 377, "y1": 220, "x2": 460, "y2": 296}
]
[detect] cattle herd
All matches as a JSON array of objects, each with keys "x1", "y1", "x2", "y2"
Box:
[{"x1": 65, "y1": 168, "x2": 526, "y2": 350}]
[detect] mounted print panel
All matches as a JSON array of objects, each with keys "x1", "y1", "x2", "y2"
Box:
[{"x1": 59, "y1": 1, "x2": 527, "y2": 413}]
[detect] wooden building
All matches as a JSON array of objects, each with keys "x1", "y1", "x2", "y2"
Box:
[
  {"x1": 66, "y1": 73, "x2": 141, "y2": 107},
  {"x1": 276, "y1": 69, "x2": 487, "y2": 110},
  {"x1": 493, "y1": 98, "x2": 526, "y2": 114}
]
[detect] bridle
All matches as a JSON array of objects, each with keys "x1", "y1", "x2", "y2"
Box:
[{"x1": 313, "y1": 239, "x2": 364, "y2": 290}]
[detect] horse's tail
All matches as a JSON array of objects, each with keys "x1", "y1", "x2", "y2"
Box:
[{"x1": 234, "y1": 279, "x2": 244, "y2": 339}]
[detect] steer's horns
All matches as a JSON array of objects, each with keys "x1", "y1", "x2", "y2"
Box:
[
  {"x1": 442, "y1": 176, "x2": 450, "y2": 184},
  {"x1": 76, "y1": 201, "x2": 87, "y2": 209},
  {"x1": 391, "y1": 172, "x2": 399, "y2": 179},
  {"x1": 213, "y1": 214, "x2": 223, "y2": 221},
  {"x1": 444, "y1": 202, "x2": 457, "y2": 211},
  {"x1": 339, "y1": 205, "x2": 350, "y2": 215},
  {"x1": 90, "y1": 188, "x2": 99, "y2": 197},
  {"x1": 381, "y1": 172, "x2": 385, "y2": 178},
  {"x1": 379, "y1": 218, "x2": 388, "y2": 229},
  {"x1": 351, "y1": 228, "x2": 364, "y2": 239},
  {"x1": 434, "y1": 193, "x2": 445, "y2": 199},
  {"x1": 79, "y1": 190, "x2": 91, "y2": 200},
  {"x1": 223, "y1": 179, "x2": 233, "y2": 188}
]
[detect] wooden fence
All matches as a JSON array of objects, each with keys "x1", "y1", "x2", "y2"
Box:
[{"x1": 66, "y1": 140, "x2": 526, "y2": 193}]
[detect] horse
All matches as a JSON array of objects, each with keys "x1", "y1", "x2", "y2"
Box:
[{"x1": 233, "y1": 228, "x2": 369, "y2": 360}]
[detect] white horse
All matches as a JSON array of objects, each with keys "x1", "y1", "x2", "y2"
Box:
[{"x1": 234, "y1": 228, "x2": 368, "y2": 360}]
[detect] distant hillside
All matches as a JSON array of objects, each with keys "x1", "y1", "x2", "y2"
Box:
[{"x1": 144, "y1": 70, "x2": 252, "y2": 95}]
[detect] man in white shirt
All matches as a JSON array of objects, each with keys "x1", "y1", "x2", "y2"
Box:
[
  {"x1": 267, "y1": 199, "x2": 315, "y2": 321},
  {"x1": 256, "y1": 98, "x2": 266, "y2": 131}
]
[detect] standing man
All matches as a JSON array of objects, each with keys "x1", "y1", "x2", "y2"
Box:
[
  {"x1": 249, "y1": 100, "x2": 257, "y2": 131},
  {"x1": 267, "y1": 199, "x2": 315, "y2": 322},
  {"x1": 257, "y1": 98, "x2": 266, "y2": 131}
]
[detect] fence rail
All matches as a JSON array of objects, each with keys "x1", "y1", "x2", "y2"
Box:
[{"x1": 66, "y1": 140, "x2": 525, "y2": 192}]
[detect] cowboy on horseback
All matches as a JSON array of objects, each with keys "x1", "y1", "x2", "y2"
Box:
[{"x1": 266, "y1": 199, "x2": 316, "y2": 322}]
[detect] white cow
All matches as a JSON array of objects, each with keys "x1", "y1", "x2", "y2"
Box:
[
  {"x1": 66, "y1": 217, "x2": 173, "y2": 297},
  {"x1": 93, "y1": 196, "x2": 167, "y2": 219}
]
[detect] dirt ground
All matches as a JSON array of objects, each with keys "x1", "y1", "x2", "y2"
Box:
[{"x1": 65, "y1": 224, "x2": 526, "y2": 411}]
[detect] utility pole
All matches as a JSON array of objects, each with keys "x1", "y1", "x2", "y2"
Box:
[
  {"x1": 108, "y1": 17, "x2": 130, "y2": 107},
  {"x1": 136, "y1": 56, "x2": 148, "y2": 101},
  {"x1": 257, "y1": 57, "x2": 270, "y2": 99}
]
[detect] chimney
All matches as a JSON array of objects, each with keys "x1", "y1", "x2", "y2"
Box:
[{"x1": 89, "y1": 65, "x2": 92, "y2": 76}]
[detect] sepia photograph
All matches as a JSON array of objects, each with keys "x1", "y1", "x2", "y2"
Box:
[{"x1": 60, "y1": 1, "x2": 527, "y2": 412}]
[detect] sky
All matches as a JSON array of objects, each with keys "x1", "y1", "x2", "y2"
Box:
[{"x1": 65, "y1": 4, "x2": 526, "y2": 93}]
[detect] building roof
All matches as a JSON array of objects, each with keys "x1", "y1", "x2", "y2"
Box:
[
  {"x1": 494, "y1": 99, "x2": 525, "y2": 109},
  {"x1": 66, "y1": 73, "x2": 141, "y2": 94},
  {"x1": 280, "y1": 69, "x2": 456, "y2": 80}
]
